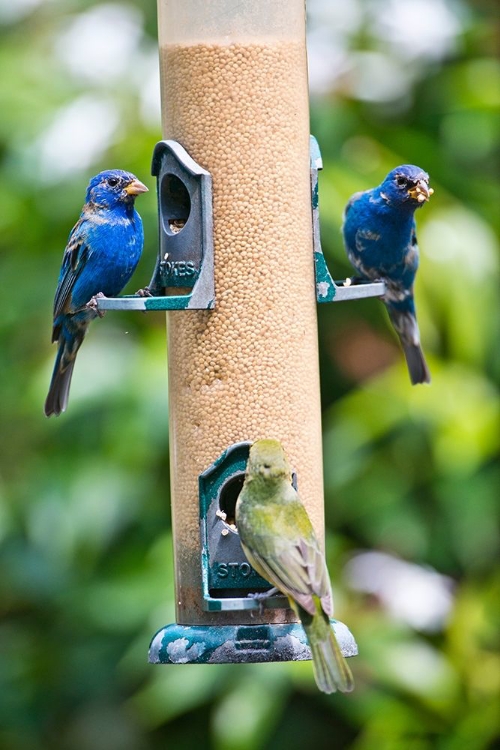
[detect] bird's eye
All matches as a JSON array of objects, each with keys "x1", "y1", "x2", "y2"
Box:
[
  {"x1": 107, "y1": 177, "x2": 119, "y2": 187},
  {"x1": 396, "y1": 176, "x2": 408, "y2": 188}
]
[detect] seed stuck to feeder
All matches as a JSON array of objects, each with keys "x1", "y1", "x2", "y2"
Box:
[{"x1": 169, "y1": 219, "x2": 186, "y2": 233}]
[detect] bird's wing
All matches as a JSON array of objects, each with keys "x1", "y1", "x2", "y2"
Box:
[
  {"x1": 53, "y1": 218, "x2": 93, "y2": 321},
  {"x1": 381, "y1": 222, "x2": 420, "y2": 303},
  {"x1": 343, "y1": 189, "x2": 384, "y2": 279},
  {"x1": 406, "y1": 221, "x2": 420, "y2": 272},
  {"x1": 245, "y1": 512, "x2": 333, "y2": 618},
  {"x1": 342, "y1": 190, "x2": 364, "y2": 222}
]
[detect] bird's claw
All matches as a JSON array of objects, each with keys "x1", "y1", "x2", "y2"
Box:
[
  {"x1": 247, "y1": 587, "x2": 279, "y2": 615},
  {"x1": 135, "y1": 287, "x2": 153, "y2": 297},
  {"x1": 86, "y1": 292, "x2": 106, "y2": 318},
  {"x1": 135, "y1": 287, "x2": 154, "y2": 314}
]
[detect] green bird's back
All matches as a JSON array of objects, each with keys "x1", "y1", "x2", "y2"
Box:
[{"x1": 235, "y1": 439, "x2": 354, "y2": 694}]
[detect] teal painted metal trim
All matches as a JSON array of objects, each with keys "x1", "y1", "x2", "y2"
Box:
[
  {"x1": 310, "y1": 135, "x2": 337, "y2": 303},
  {"x1": 314, "y1": 251, "x2": 337, "y2": 303},
  {"x1": 97, "y1": 294, "x2": 196, "y2": 311},
  {"x1": 149, "y1": 619, "x2": 358, "y2": 664},
  {"x1": 202, "y1": 596, "x2": 289, "y2": 613},
  {"x1": 310, "y1": 135, "x2": 386, "y2": 303}
]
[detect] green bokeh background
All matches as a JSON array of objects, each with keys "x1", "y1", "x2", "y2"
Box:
[{"x1": 0, "y1": 1, "x2": 499, "y2": 748}]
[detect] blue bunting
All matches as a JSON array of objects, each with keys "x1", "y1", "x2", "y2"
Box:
[
  {"x1": 342, "y1": 165, "x2": 433, "y2": 384},
  {"x1": 45, "y1": 170, "x2": 148, "y2": 416}
]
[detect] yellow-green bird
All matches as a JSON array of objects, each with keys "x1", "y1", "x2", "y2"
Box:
[{"x1": 235, "y1": 439, "x2": 354, "y2": 694}]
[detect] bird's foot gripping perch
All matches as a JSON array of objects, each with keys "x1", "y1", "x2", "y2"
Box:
[
  {"x1": 135, "y1": 286, "x2": 153, "y2": 298},
  {"x1": 247, "y1": 587, "x2": 279, "y2": 614},
  {"x1": 86, "y1": 292, "x2": 107, "y2": 318},
  {"x1": 135, "y1": 287, "x2": 153, "y2": 313}
]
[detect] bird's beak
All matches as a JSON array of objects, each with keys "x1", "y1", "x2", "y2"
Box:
[
  {"x1": 125, "y1": 179, "x2": 149, "y2": 196},
  {"x1": 409, "y1": 180, "x2": 434, "y2": 203}
]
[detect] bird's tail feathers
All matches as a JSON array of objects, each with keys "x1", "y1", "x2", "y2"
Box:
[
  {"x1": 387, "y1": 305, "x2": 431, "y2": 385},
  {"x1": 301, "y1": 605, "x2": 354, "y2": 694},
  {"x1": 44, "y1": 327, "x2": 84, "y2": 417},
  {"x1": 402, "y1": 341, "x2": 431, "y2": 385},
  {"x1": 45, "y1": 355, "x2": 75, "y2": 417}
]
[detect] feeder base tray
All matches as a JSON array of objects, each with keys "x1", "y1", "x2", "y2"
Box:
[{"x1": 149, "y1": 620, "x2": 357, "y2": 664}]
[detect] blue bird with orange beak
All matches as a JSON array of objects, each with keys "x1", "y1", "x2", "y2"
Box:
[
  {"x1": 343, "y1": 165, "x2": 433, "y2": 384},
  {"x1": 45, "y1": 169, "x2": 148, "y2": 416}
]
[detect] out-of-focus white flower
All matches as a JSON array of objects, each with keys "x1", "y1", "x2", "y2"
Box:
[
  {"x1": 307, "y1": 0, "x2": 362, "y2": 96},
  {"x1": 371, "y1": 0, "x2": 463, "y2": 61},
  {"x1": 132, "y1": 50, "x2": 162, "y2": 128},
  {"x1": 0, "y1": 0, "x2": 43, "y2": 25},
  {"x1": 36, "y1": 95, "x2": 120, "y2": 181},
  {"x1": 350, "y1": 51, "x2": 412, "y2": 102},
  {"x1": 421, "y1": 209, "x2": 499, "y2": 279},
  {"x1": 344, "y1": 550, "x2": 455, "y2": 631},
  {"x1": 55, "y1": 4, "x2": 143, "y2": 84},
  {"x1": 307, "y1": 0, "x2": 465, "y2": 99},
  {"x1": 307, "y1": 28, "x2": 350, "y2": 95},
  {"x1": 387, "y1": 641, "x2": 457, "y2": 696}
]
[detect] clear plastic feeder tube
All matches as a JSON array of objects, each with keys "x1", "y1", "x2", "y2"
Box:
[{"x1": 158, "y1": 0, "x2": 324, "y2": 625}]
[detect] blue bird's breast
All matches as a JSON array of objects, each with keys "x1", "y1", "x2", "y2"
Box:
[
  {"x1": 71, "y1": 210, "x2": 143, "y2": 309},
  {"x1": 344, "y1": 191, "x2": 418, "y2": 284}
]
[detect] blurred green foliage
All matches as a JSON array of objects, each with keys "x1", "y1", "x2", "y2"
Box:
[{"x1": 0, "y1": 1, "x2": 499, "y2": 748}]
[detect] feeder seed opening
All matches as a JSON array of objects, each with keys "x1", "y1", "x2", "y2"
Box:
[
  {"x1": 218, "y1": 473, "x2": 245, "y2": 529},
  {"x1": 161, "y1": 172, "x2": 191, "y2": 235}
]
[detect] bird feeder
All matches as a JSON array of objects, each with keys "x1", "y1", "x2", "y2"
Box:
[{"x1": 98, "y1": 0, "x2": 383, "y2": 665}]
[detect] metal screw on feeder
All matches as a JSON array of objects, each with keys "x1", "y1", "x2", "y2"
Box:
[{"x1": 97, "y1": 0, "x2": 385, "y2": 666}]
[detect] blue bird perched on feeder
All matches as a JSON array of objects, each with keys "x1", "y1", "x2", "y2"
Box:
[
  {"x1": 45, "y1": 169, "x2": 148, "y2": 417},
  {"x1": 342, "y1": 164, "x2": 433, "y2": 385}
]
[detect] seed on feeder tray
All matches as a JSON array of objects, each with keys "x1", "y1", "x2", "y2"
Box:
[
  {"x1": 221, "y1": 528, "x2": 229, "y2": 537},
  {"x1": 216, "y1": 509, "x2": 227, "y2": 521},
  {"x1": 169, "y1": 219, "x2": 186, "y2": 233}
]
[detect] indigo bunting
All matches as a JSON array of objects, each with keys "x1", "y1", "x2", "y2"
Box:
[
  {"x1": 236, "y1": 440, "x2": 354, "y2": 694},
  {"x1": 342, "y1": 165, "x2": 433, "y2": 384},
  {"x1": 45, "y1": 170, "x2": 148, "y2": 417}
]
